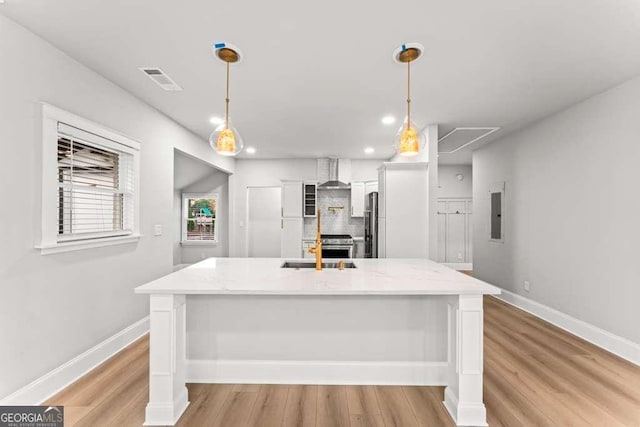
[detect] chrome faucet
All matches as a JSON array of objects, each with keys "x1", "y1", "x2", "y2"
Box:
[{"x1": 308, "y1": 208, "x2": 322, "y2": 270}]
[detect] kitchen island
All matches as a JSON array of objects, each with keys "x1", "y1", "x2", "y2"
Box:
[{"x1": 135, "y1": 258, "x2": 500, "y2": 426}]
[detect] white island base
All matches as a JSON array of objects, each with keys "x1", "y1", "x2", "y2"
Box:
[{"x1": 135, "y1": 258, "x2": 500, "y2": 426}]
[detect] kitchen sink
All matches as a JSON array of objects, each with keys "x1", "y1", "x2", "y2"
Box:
[{"x1": 281, "y1": 261, "x2": 357, "y2": 269}]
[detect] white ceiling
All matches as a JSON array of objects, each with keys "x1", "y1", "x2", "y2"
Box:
[{"x1": 2, "y1": 1, "x2": 640, "y2": 164}]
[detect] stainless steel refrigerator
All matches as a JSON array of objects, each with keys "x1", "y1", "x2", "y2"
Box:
[{"x1": 364, "y1": 192, "x2": 378, "y2": 258}]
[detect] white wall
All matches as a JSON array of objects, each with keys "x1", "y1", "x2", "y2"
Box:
[
  {"x1": 389, "y1": 125, "x2": 439, "y2": 259},
  {"x1": 229, "y1": 159, "x2": 383, "y2": 256},
  {"x1": 173, "y1": 151, "x2": 230, "y2": 265},
  {"x1": 0, "y1": 15, "x2": 234, "y2": 398},
  {"x1": 229, "y1": 159, "x2": 316, "y2": 257},
  {"x1": 350, "y1": 159, "x2": 384, "y2": 182},
  {"x1": 438, "y1": 165, "x2": 472, "y2": 199},
  {"x1": 180, "y1": 171, "x2": 230, "y2": 263},
  {"x1": 173, "y1": 190, "x2": 182, "y2": 266},
  {"x1": 473, "y1": 75, "x2": 640, "y2": 344}
]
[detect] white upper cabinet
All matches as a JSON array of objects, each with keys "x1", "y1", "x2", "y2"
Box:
[
  {"x1": 350, "y1": 182, "x2": 365, "y2": 217},
  {"x1": 281, "y1": 180, "x2": 303, "y2": 218},
  {"x1": 364, "y1": 180, "x2": 378, "y2": 195}
]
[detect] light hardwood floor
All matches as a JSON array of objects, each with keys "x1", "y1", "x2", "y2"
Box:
[{"x1": 45, "y1": 296, "x2": 640, "y2": 426}]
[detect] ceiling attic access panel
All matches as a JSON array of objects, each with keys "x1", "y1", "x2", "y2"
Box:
[{"x1": 438, "y1": 128, "x2": 500, "y2": 153}]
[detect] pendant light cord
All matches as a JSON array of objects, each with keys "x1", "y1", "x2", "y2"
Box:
[
  {"x1": 406, "y1": 61, "x2": 411, "y2": 128},
  {"x1": 225, "y1": 61, "x2": 230, "y2": 128}
]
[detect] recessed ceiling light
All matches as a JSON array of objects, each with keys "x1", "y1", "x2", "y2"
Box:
[
  {"x1": 245, "y1": 147, "x2": 256, "y2": 154},
  {"x1": 381, "y1": 116, "x2": 396, "y2": 125},
  {"x1": 209, "y1": 116, "x2": 224, "y2": 125},
  {"x1": 364, "y1": 147, "x2": 375, "y2": 154}
]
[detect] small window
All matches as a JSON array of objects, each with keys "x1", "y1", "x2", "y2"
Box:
[
  {"x1": 489, "y1": 182, "x2": 505, "y2": 242},
  {"x1": 182, "y1": 193, "x2": 218, "y2": 243},
  {"x1": 38, "y1": 104, "x2": 140, "y2": 254}
]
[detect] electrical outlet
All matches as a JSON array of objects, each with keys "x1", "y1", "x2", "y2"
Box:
[
  {"x1": 524, "y1": 280, "x2": 531, "y2": 292},
  {"x1": 201, "y1": 253, "x2": 206, "y2": 259},
  {"x1": 154, "y1": 224, "x2": 162, "y2": 236},
  {"x1": 457, "y1": 252, "x2": 463, "y2": 260}
]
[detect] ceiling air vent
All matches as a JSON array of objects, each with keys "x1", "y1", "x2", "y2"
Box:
[
  {"x1": 139, "y1": 67, "x2": 182, "y2": 91},
  {"x1": 438, "y1": 127, "x2": 500, "y2": 153}
]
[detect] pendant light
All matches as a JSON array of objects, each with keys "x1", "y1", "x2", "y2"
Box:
[
  {"x1": 209, "y1": 44, "x2": 243, "y2": 156},
  {"x1": 392, "y1": 44, "x2": 426, "y2": 157}
]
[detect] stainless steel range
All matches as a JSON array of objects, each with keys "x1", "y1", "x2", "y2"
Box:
[{"x1": 321, "y1": 234, "x2": 354, "y2": 259}]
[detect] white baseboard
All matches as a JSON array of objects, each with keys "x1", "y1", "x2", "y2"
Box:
[
  {"x1": 495, "y1": 289, "x2": 639, "y2": 366},
  {"x1": 187, "y1": 359, "x2": 447, "y2": 386},
  {"x1": 443, "y1": 263, "x2": 473, "y2": 271},
  {"x1": 0, "y1": 316, "x2": 150, "y2": 405},
  {"x1": 443, "y1": 387, "x2": 488, "y2": 427}
]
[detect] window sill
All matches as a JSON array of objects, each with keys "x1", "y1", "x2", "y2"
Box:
[
  {"x1": 180, "y1": 241, "x2": 218, "y2": 246},
  {"x1": 36, "y1": 234, "x2": 142, "y2": 255}
]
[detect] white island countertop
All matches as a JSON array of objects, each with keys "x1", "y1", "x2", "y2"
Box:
[{"x1": 135, "y1": 258, "x2": 500, "y2": 296}]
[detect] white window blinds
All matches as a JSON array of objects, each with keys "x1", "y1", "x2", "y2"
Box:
[{"x1": 56, "y1": 123, "x2": 135, "y2": 241}]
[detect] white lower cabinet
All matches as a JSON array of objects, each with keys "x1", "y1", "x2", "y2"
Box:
[
  {"x1": 378, "y1": 218, "x2": 386, "y2": 258},
  {"x1": 302, "y1": 240, "x2": 315, "y2": 259},
  {"x1": 354, "y1": 239, "x2": 365, "y2": 258},
  {"x1": 281, "y1": 218, "x2": 303, "y2": 258}
]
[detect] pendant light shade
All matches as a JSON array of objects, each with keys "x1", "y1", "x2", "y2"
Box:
[
  {"x1": 393, "y1": 117, "x2": 426, "y2": 157},
  {"x1": 392, "y1": 44, "x2": 426, "y2": 157},
  {"x1": 209, "y1": 119, "x2": 243, "y2": 156},
  {"x1": 210, "y1": 44, "x2": 243, "y2": 156}
]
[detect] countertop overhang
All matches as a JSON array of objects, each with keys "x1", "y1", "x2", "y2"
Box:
[{"x1": 135, "y1": 258, "x2": 501, "y2": 296}]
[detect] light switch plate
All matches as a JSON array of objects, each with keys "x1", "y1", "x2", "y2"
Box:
[{"x1": 154, "y1": 224, "x2": 162, "y2": 236}]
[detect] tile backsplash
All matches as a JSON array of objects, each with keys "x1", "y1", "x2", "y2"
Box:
[{"x1": 303, "y1": 189, "x2": 364, "y2": 238}]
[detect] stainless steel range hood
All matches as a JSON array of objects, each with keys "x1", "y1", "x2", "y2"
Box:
[{"x1": 317, "y1": 158, "x2": 350, "y2": 190}]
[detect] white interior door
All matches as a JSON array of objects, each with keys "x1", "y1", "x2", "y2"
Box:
[
  {"x1": 437, "y1": 198, "x2": 473, "y2": 264},
  {"x1": 447, "y1": 213, "x2": 466, "y2": 263},
  {"x1": 248, "y1": 187, "x2": 282, "y2": 257},
  {"x1": 437, "y1": 201, "x2": 447, "y2": 262},
  {"x1": 446, "y1": 201, "x2": 467, "y2": 263}
]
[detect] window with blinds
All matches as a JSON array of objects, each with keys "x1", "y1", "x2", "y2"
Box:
[{"x1": 56, "y1": 124, "x2": 135, "y2": 241}]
